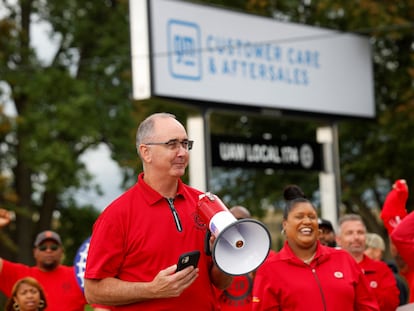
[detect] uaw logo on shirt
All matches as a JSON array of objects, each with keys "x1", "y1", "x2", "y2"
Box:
[
  {"x1": 219, "y1": 274, "x2": 253, "y2": 308},
  {"x1": 167, "y1": 19, "x2": 202, "y2": 80}
]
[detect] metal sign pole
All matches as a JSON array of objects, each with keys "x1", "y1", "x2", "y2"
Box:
[{"x1": 317, "y1": 125, "x2": 340, "y2": 229}]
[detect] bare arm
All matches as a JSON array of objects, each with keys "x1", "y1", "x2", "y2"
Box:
[
  {"x1": 84, "y1": 264, "x2": 198, "y2": 306},
  {"x1": 0, "y1": 208, "x2": 12, "y2": 273},
  {"x1": 208, "y1": 235, "x2": 233, "y2": 290},
  {"x1": 210, "y1": 264, "x2": 233, "y2": 290}
]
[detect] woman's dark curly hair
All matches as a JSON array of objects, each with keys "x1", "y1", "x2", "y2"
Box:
[{"x1": 283, "y1": 184, "x2": 315, "y2": 220}]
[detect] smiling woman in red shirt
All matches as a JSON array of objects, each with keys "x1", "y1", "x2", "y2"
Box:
[{"x1": 252, "y1": 185, "x2": 379, "y2": 311}]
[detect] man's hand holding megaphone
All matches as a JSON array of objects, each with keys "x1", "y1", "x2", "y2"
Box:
[{"x1": 197, "y1": 193, "x2": 271, "y2": 276}]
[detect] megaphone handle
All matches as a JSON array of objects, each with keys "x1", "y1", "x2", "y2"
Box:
[{"x1": 204, "y1": 230, "x2": 212, "y2": 256}]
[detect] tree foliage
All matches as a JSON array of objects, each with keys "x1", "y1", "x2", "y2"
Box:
[
  {"x1": 0, "y1": 0, "x2": 133, "y2": 263},
  {"x1": 191, "y1": 0, "x2": 414, "y2": 238}
]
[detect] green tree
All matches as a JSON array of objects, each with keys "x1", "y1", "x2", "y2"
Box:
[
  {"x1": 0, "y1": 0, "x2": 133, "y2": 264},
  {"x1": 1, "y1": 0, "x2": 413, "y2": 270}
]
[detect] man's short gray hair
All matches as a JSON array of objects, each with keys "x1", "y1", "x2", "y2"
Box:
[{"x1": 135, "y1": 112, "x2": 176, "y2": 157}]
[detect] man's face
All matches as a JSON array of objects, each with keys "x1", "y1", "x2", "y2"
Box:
[
  {"x1": 337, "y1": 220, "x2": 366, "y2": 256},
  {"x1": 33, "y1": 240, "x2": 63, "y2": 271},
  {"x1": 140, "y1": 117, "x2": 190, "y2": 179}
]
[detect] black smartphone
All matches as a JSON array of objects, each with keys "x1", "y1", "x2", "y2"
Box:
[{"x1": 176, "y1": 250, "x2": 200, "y2": 272}]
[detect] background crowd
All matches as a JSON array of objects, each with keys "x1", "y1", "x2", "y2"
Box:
[{"x1": 0, "y1": 113, "x2": 413, "y2": 310}]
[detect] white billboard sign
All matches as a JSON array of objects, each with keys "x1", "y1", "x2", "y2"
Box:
[{"x1": 130, "y1": 0, "x2": 375, "y2": 118}]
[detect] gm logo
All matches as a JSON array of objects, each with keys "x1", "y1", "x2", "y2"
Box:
[{"x1": 167, "y1": 20, "x2": 202, "y2": 80}]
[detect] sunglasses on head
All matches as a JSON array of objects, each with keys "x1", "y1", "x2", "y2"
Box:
[{"x1": 37, "y1": 244, "x2": 60, "y2": 251}]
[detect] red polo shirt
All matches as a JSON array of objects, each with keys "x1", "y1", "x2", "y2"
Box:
[{"x1": 85, "y1": 173, "x2": 218, "y2": 310}]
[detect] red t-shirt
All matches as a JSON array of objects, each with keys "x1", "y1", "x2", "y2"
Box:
[
  {"x1": 391, "y1": 211, "x2": 414, "y2": 303},
  {"x1": 359, "y1": 255, "x2": 400, "y2": 311},
  {"x1": 216, "y1": 274, "x2": 253, "y2": 311},
  {"x1": 85, "y1": 173, "x2": 218, "y2": 310},
  {"x1": 0, "y1": 260, "x2": 87, "y2": 311},
  {"x1": 216, "y1": 250, "x2": 276, "y2": 311}
]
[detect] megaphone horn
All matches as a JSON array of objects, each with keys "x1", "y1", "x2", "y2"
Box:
[{"x1": 197, "y1": 192, "x2": 271, "y2": 276}]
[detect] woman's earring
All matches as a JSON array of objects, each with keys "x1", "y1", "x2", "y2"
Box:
[
  {"x1": 39, "y1": 299, "x2": 45, "y2": 308},
  {"x1": 13, "y1": 302, "x2": 20, "y2": 311},
  {"x1": 281, "y1": 228, "x2": 286, "y2": 235}
]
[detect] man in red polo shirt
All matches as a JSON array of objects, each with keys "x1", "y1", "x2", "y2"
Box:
[
  {"x1": 0, "y1": 209, "x2": 108, "y2": 311},
  {"x1": 337, "y1": 213, "x2": 400, "y2": 311},
  {"x1": 84, "y1": 112, "x2": 233, "y2": 310}
]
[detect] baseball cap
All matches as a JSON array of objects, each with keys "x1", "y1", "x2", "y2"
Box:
[
  {"x1": 318, "y1": 218, "x2": 334, "y2": 232},
  {"x1": 34, "y1": 230, "x2": 62, "y2": 247}
]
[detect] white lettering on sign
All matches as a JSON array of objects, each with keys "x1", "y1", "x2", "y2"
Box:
[
  {"x1": 219, "y1": 143, "x2": 302, "y2": 164},
  {"x1": 219, "y1": 143, "x2": 246, "y2": 161}
]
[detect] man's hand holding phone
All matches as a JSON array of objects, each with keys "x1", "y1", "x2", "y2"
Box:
[{"x1": 176, "y1": 250, "x2": 200, "y2": 272}]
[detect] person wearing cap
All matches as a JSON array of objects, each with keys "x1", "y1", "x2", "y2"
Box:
[
  {"x1": 318, "y1": 218, "x2": 337, "y2": 248},
  {"x1": 0, "y1": 208, "x2": 109, "y2": 311}
]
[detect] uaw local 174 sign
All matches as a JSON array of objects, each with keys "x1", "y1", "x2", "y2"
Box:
[
  {"x1": 130, "y1": 0, "x2": 375, "y2": 119},
  {"x1": 211, "y1": 135, "x2": 322, "y2": 171}
]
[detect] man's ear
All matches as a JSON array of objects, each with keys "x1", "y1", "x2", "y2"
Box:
[{"x1": 139, "y1": 144, "x2": 152, "y2": 163}]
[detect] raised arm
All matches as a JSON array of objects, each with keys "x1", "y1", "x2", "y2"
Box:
[
  {"x1": 380, "y1": 179, "x2": 408, "y2": 234},
  {"x1": 391, "y1": 211, "x2": 414, "y2": 270},
  {"x1": 0, "y1": 208, "x2": 12, "y2": 273}
]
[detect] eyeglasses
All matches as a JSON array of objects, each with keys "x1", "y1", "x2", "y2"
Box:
[
  {"x1": 37, "y1": 244, "x2": 60, "y2": 251},
  {"x1": 144, "y1": 139, "x2": 194, "y2": 151}
]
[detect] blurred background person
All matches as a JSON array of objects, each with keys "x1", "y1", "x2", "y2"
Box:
[
  {"x1": 5, "y1": 277, "x2": 47, "y2": 311},
  {"x1": 381, "y1": 179, "x2": 414, "y2": 304},
  {"x1": 364, "y1": 233, "x2": 385, "y2": 261},
  {"x1": 0, "y1": 208, "x2": 108, "y2": 311},
  {"x1": 337, "y1": 214, "x2": 400, "y2": 311},
  {"x1": 365, "y1": 232, "x2": 409, "y2": 306},
  {"x1": 390, "y1": 209, "x2": 414, "y2": 307},
  {"x1": 318, "y1": 218, "x2": 337, "y2": 247}
]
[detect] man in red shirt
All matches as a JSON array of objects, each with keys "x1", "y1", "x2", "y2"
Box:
[
  {"x1": 84, "y1": 112, "x2": 232, "y2": 310},
  {"x1": 0, "y1": 209, "x2": 108, "y2": 311},
  {"x1": 337, "y1": 214, "x2": 400, "y2": 311}
]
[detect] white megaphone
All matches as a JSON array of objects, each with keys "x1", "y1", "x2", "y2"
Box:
[{"x1": 197, "y1": 192, "x2": 271, "y2": 275}]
